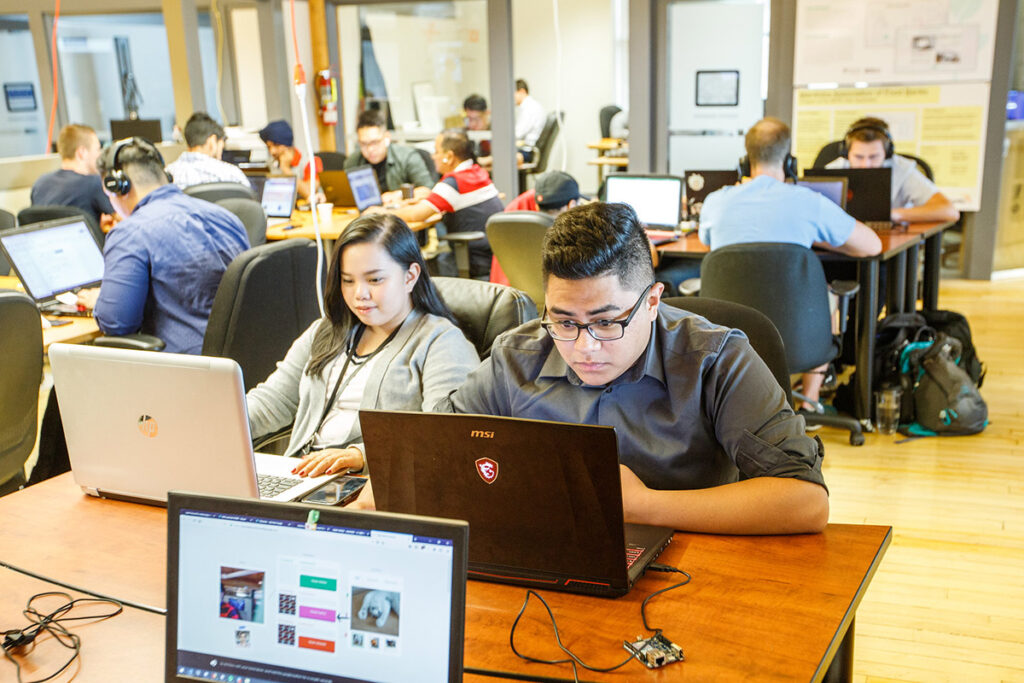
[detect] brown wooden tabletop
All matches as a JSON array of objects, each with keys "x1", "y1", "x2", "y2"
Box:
[
  {"x1": 266, "y1": 208, "x2": 436, "y2": 242},
  {"x1": 0, "y1": 275, "x2": 100, "y2": 350}
]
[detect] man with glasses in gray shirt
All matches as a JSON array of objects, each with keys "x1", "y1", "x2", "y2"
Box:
[{"x1": 440, "y1": 202, "x2": 828, "y2": 535}]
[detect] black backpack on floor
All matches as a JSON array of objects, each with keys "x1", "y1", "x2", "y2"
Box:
[
  {"x1": 900, "y1": 333, "x2": 988, "y2": 436},
  {"x1": 921, "y1": 310, "x2": 985, "y2": 387}
]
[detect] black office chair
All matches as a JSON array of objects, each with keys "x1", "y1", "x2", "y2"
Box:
[
  {"x1": 315, "y1": 152, "x2": 347, "y2": 172},
  {"x1": 527, "y1": 112, "x2": 564, "y2": 177},
  {"x1": 0, "y1": 290, "x2": 43, "y2": 496},
  {"x1": 18, "y1": 205, "x2": 103, "y2": 246},
  {"x1": 414, "y1": 147, "x2": 440, "y2": 184},
  {"x1": 215, "y1": 197, "x2": 268, "y2": 247},
  {"x1": 433, "y1": 277, "x2": 538, "y2": 359},
  {"x1": 485, "y1": 211, "x2": 553, "y2": 311},
  {"x1": 184, "y1": 182, "x2": 256, "y2": 203},
  {"x1": 0, "y1": 208, "x2": 15, "y2": 276},
  {"x1": 812, "y1": 140, "x2": 935, "y2": 181},
  {"x1": 662, "y1": 297, "x2": 791, "y2": 405},
  {"x1": 202, "y1": 239, "x2": 323, "y2": 391},
  {"x1": 699, "y1": 242, "x2": 864, "y2": 445},
  {"x1": 599, "y1": 105, "x2": 622, "y2": 139}
]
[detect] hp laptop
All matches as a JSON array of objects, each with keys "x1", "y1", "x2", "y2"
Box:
[
  {"x1": 0, "y1": 216, "x2": 103, "y2": 317},
  {"x1": 48, "y1": 343, "x2": 339, "y2": 505},
  {"x1": 320, "y1": 169, "x2": 358, "y2": 207},
  {"x1": 345, "y1": 167, "x2": 384, "y2": 211},
  {"x1": 167, "y1": 492, "x2": 468, "y2": 683},
  {"x1": 604, "y1": 174, "x2": 684, "y2": 230},
  {"x1": 359, "y1": 410, "x2": 674, "y2": 598},
  {"x1": 683, "y1": 170, "x2": 740, "y2": 221},
  {"x1": 811, "y1": 167, "x2": 893, "y2": 225},
  {"x1": 260, "y1": 176, "x2": 298, "y2": 220},
  {"x1": 798, "y1": 176, "x2": 848, "y2": 209}
]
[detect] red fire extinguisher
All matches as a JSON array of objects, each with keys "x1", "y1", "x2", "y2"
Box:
[{"x1": 317, "y1": 70, "x2": 338, "y2": 126}]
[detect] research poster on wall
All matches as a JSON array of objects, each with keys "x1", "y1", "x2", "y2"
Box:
[
  {"x1": 792, "y1": 83, "x2": 989, "y2": 211},
  {"x1": 793, "y1": 0, "x2": 999, "y2": 86}
]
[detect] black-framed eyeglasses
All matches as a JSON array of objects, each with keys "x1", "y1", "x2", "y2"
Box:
[{"x1": 541, "y1": 284, "x2": 655, "y2": 342}]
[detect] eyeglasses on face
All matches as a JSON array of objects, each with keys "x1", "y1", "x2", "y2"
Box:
[{"x1": 541, "y1": 283, "x2": 654, "y2": 342}]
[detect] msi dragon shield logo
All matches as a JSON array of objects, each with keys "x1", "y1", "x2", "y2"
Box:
[
  {"x1": 137, "y1": 414, "x2": 158, "y2": 438},
  {"x1": 475, "y1": 457, "x2": 498, "y2": 484}
]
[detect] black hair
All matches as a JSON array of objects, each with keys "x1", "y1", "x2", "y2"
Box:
[
  {"x1": 99, "y1": 138, "x2": 169, "y2": 188},
  {"x1": 183, "y1": 112, "x2": 225, "y2": 148},
  {"x1": 306, "y1": 213, "x2": 455, "y2": 378},
  {"x1": 463, "y1": 94, "x2": 488, "y2": 112},
  {"x1": 356, "y1": 109, "x2": 388, "y2": 131},
  {"x1": 438, "y1": 128, "x2": 474, "y2": 162},
  {"x1": 515, "y1": 79, "x2": 529, "y2": 93},
  {"x1": 542, "y1": 202, "x2": 654, "y2": 292},
  {"x1": 744, "y1": 117, "x2": 791, "y2": 167}
]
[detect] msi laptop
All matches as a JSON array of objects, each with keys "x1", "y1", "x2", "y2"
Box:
[
  {"x1": 260, "y1": 176, "x2": 298, "y2": 219},
  {"x1": 359, "y1": 410, "x2": 674, "y2": 598},
  {"x1": 320, "y1": 169, "x2": 358, "y2": 207},
  {"x1": 811, "y1": 167, "x2": 893, "y2": 225},
  {"x1": 604, "y1": 174, "x2": 684, "y2": 230},
  {"x1": 110, "y1": 118, "x2": 163, "y2": 143},
  {"x1": 167, "y1": 492, "x2": 468, "y2": 683},
  {"x1": 345, "y1": 166, "x2": 384, "y2": 211},
  {"x1": 683, "y1": 169, "x2": 740, "y2": 221},
  {"x1": 0, "y1": 216, "x2": 103, "y2": 316},
  {"x1": 798, "y1": 176, "x2": 848, "y2": 209},
  {"x1": 48, "y1": 344, "x2": 339, "y2": 505}
]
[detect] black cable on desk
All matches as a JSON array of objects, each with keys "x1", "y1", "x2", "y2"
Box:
[{"x1": 0, "y1": 561, "x2": 166, "y2": 616}]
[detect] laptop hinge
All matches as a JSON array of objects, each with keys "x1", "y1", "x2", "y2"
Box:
[{"x1": 82, "y1": 486, "x2": 100, "y2": 496}]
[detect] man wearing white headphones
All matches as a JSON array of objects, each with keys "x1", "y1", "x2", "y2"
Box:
[
  {"x1": 343, "y1": 109, "x2": 434, "y2": 204},
  {"x1": 826, "y1": 117, "x2": 959, "y2": 224},
  {"x1": 76, "y1": 138, "x2": 250, "y2": 354}
]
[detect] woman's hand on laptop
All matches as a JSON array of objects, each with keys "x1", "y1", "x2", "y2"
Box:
[
  {"x1": 292, "y1": 446, "x2": 363, "y2": 478},
  {"x1": 77, "y1": 287, "x2": 100, "y2": 310}
]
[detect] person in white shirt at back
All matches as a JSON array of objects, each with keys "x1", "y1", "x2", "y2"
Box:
[
  {"x1": 514, "y1": 79, "x2": 546, "y2": 162},
  {"x1": 165, "y1": 112, "x2": 251, "y2": 191}
]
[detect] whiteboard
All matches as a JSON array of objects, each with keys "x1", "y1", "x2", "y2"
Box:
[{"x1": 793, "y1": 0, "x2": 999, "y2": 86}]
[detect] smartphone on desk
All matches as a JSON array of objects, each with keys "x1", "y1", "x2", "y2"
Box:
[{"x1": 301, "y1": 475, "x2": 367, "y2": 506}]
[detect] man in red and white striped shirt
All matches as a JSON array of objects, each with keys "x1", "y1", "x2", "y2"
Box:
[{"x1": 375, "y1": 129, "x2": 503, "y2": 279}]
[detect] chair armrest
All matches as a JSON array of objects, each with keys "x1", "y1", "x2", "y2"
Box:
[
  {"x1": 92, "y1": 333, "x2": 167, "y2": 352},
  {"x1": 828, "y1": 279, "x2": 860, "y2": 336},
  {"x1": 253, "y1": 427, "x2": 292, "y2": 455},
  {"x1": 439, "y1": 232, "x2": 486, "y2": 243}
]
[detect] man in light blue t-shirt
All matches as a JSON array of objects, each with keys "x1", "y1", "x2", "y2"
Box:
[{"x1": 699, "y1": 117, "x2": 881, "y2": 409}]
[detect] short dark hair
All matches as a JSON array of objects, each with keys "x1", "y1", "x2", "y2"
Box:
[
  {"x1": 515, "y1": 79, "x2": 529, "y2": 93},
  {"x1": 542, "y1": 202, "x2": 653, "y2": 292},
  {"x1": 744, "y1": 117, "x2": 791, "y2": 167},
  {"x1": 845, "y1": 117, "x2": 891, "y2": 145},
  {"x1": 56, "y1": 124, "x2": 96, "y2": 160},
  {"x1": 99, "y1": 138, "x2": 169, "y2": 188},
  {"x1": 183, "y1": 112, "x2": 225, "y2": 148},
  {"x1": 463, "y1": 94, "x2": 488, "y2": 112},
  {"x1": 356, "y1": 109, "x2": 387, "y2": 131},
  {"x1": 439, "y1": 129, "x2": 474, "y2": 162},
  {"x1": 307, "y1": 213, "x2": 454, "y2": 378}
]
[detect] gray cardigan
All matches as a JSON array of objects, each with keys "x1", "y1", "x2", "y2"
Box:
[{"x1": 247, "y1": 309, "x2": 479, "y2": 457}]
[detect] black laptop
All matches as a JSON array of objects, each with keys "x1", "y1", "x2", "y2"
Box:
[
  {"x1": 359, "y1": 410, "x2": 674, "y2": 598},
  {"x1": 166, "y1": 491, "x2": 468, "y2": 683},
  {"x1": 683, "y1": 170, "x2": 740, "y2": 220},
  {"x1": 811, "y1": 167, "x2": 893, "y2": 224}
]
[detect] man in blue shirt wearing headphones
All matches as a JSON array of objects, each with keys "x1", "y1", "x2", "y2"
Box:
[{"x1": 76, "y1": 138, "x2": 249, "y2": 354}]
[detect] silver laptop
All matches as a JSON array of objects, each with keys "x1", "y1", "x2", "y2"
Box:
[
  {"x1": 260, "y1": 176, "x2": 298, "y2": 220},
  {"x1": 345, "y1": 166, "x2": 383, "y2": 211},
  {"x1": 604, "y1": 174, "x2": 684, "y2": 229},
  {"x1": 49, "y1": 343, "x2": 337, "y2": 505}
]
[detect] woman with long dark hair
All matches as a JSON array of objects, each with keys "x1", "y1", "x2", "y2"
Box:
[{"x1": 247, "y1": 213, "x2": 478, "y2": 476}]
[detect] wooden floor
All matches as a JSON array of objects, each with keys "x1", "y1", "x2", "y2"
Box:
[{"x1": 816, "y1": 277, "x2": 1024, "y2": 683}]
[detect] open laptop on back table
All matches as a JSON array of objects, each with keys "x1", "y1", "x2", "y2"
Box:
[
  {"x1": 604, "y1": 174, "x2": 684, "y2": 237},
  {"x1": 359, "y1": 409, "x2": 674, "y2": 598},
  {"x1": 0, "y1": 216, "x2": 103, "y2": 317},
  {"x1": 259, "y1": 176, "x2": 298, "y2": 225},
  {"x1": 684, "y1": 170, "x2": 740, "y2": 221},
  {"x1": 811, "y1": 167, "x2": 896, "y2": 229},
  {"x1": 49, "y1": 343, "x2": 339, "y2": 505},
  {"x1": 167, "y1": 491, "x2": 468, "y2": 683}
]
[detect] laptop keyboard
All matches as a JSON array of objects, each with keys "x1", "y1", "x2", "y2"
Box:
[
  {"x1": 258, "y1": 473, "x2": 303, "y2": 498},
  {"x1": 625, "y1": 543, "x2": 645, "y2": 569}
]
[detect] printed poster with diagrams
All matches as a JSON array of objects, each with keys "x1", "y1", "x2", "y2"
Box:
[
  {"x1": 793, "y1": 0, "x2": 998, "y2": 86},
  {"x1": 792, "y1": 84, "x2": 989, "y2": 210}
]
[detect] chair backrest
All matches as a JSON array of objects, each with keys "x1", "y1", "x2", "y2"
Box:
[
  {"x1": 202, "y1": 239, "x2": 323, "y2": 391},
  {"x1": 215, "y1": 197, "x2": 267, "y2": 247},
  {"x1": 184, "y1": 182, "x2": 257, "y2": 203},
  {"x1": 812, "y1": 140, "x2": 843, "y2": 169},
  {"x1": 17, "y1": 205, "x2": 103, "y2": 246},
  {"x1": 699, "y1": 242, "x2": 837, "y2": 375},
  {"x1": 433, "y1": 277, "x2": 538, "y2": 359},
  {"x1": 0, "y1": 290, "x2": 43, "y2": 492},
  {"x1": 0, "y1": 209, "x2": 14, "y2": 276},
  {"x1": 415, "y1": 147, "x2": 440, "y2": 184},
  {"x1": 599, "y1": 105, "x2": 622, "y2": 139},
  {"x1": 533, "y1": 112, "x2": 564, "y2": 174},
  {"x1": 662, "y1": 296, "x2": 792, "y2": 405},
  {"x1": 315, "y1": 151, "x2": 347, "y2": 172},
  {"x1": 900, "y1": 152, "x2": 935, "y2": 181},
  {"x1": 485, "y1": 211, "x2": 552, "y2": 311}
]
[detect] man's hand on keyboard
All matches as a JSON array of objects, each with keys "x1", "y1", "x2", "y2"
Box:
[
  {"x1": 77, "y1": 287, "x2": 100, "y2": 310},
  {"x1": 292, "y1": 446, "x2": 363, "y2": 478}
]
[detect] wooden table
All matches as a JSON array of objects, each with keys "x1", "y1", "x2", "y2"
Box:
[
  {"x1": 266, "y1": 208, "x2": 438, "y2": 244},
  {"x1": 0, "y1": 275, "x2": 100, "y2": 350},
  {"x1": 0, "y1": 474, "x2": 890, "y2": 682},
  {"x1": 587, "y1": 138, "x2": 628, "y2": 184}
]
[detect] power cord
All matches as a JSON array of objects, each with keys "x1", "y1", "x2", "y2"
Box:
[
  {"x1": 509, "y1": 563, "x2": 692, "y2": 682},
  {"x1": 2, "y1": 591, "x2": 123, "y2": 683}
]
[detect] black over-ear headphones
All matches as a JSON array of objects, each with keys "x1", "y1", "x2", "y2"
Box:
[
  {"x1": 839, "y1": 119, "x2": 894, "y2": 159},
  {"x1": 738, "y1": 153, "x2": 798, "y2": 181},
  {"x1": 102, "y1": 137, "x2": 172, "y2": 196}
]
